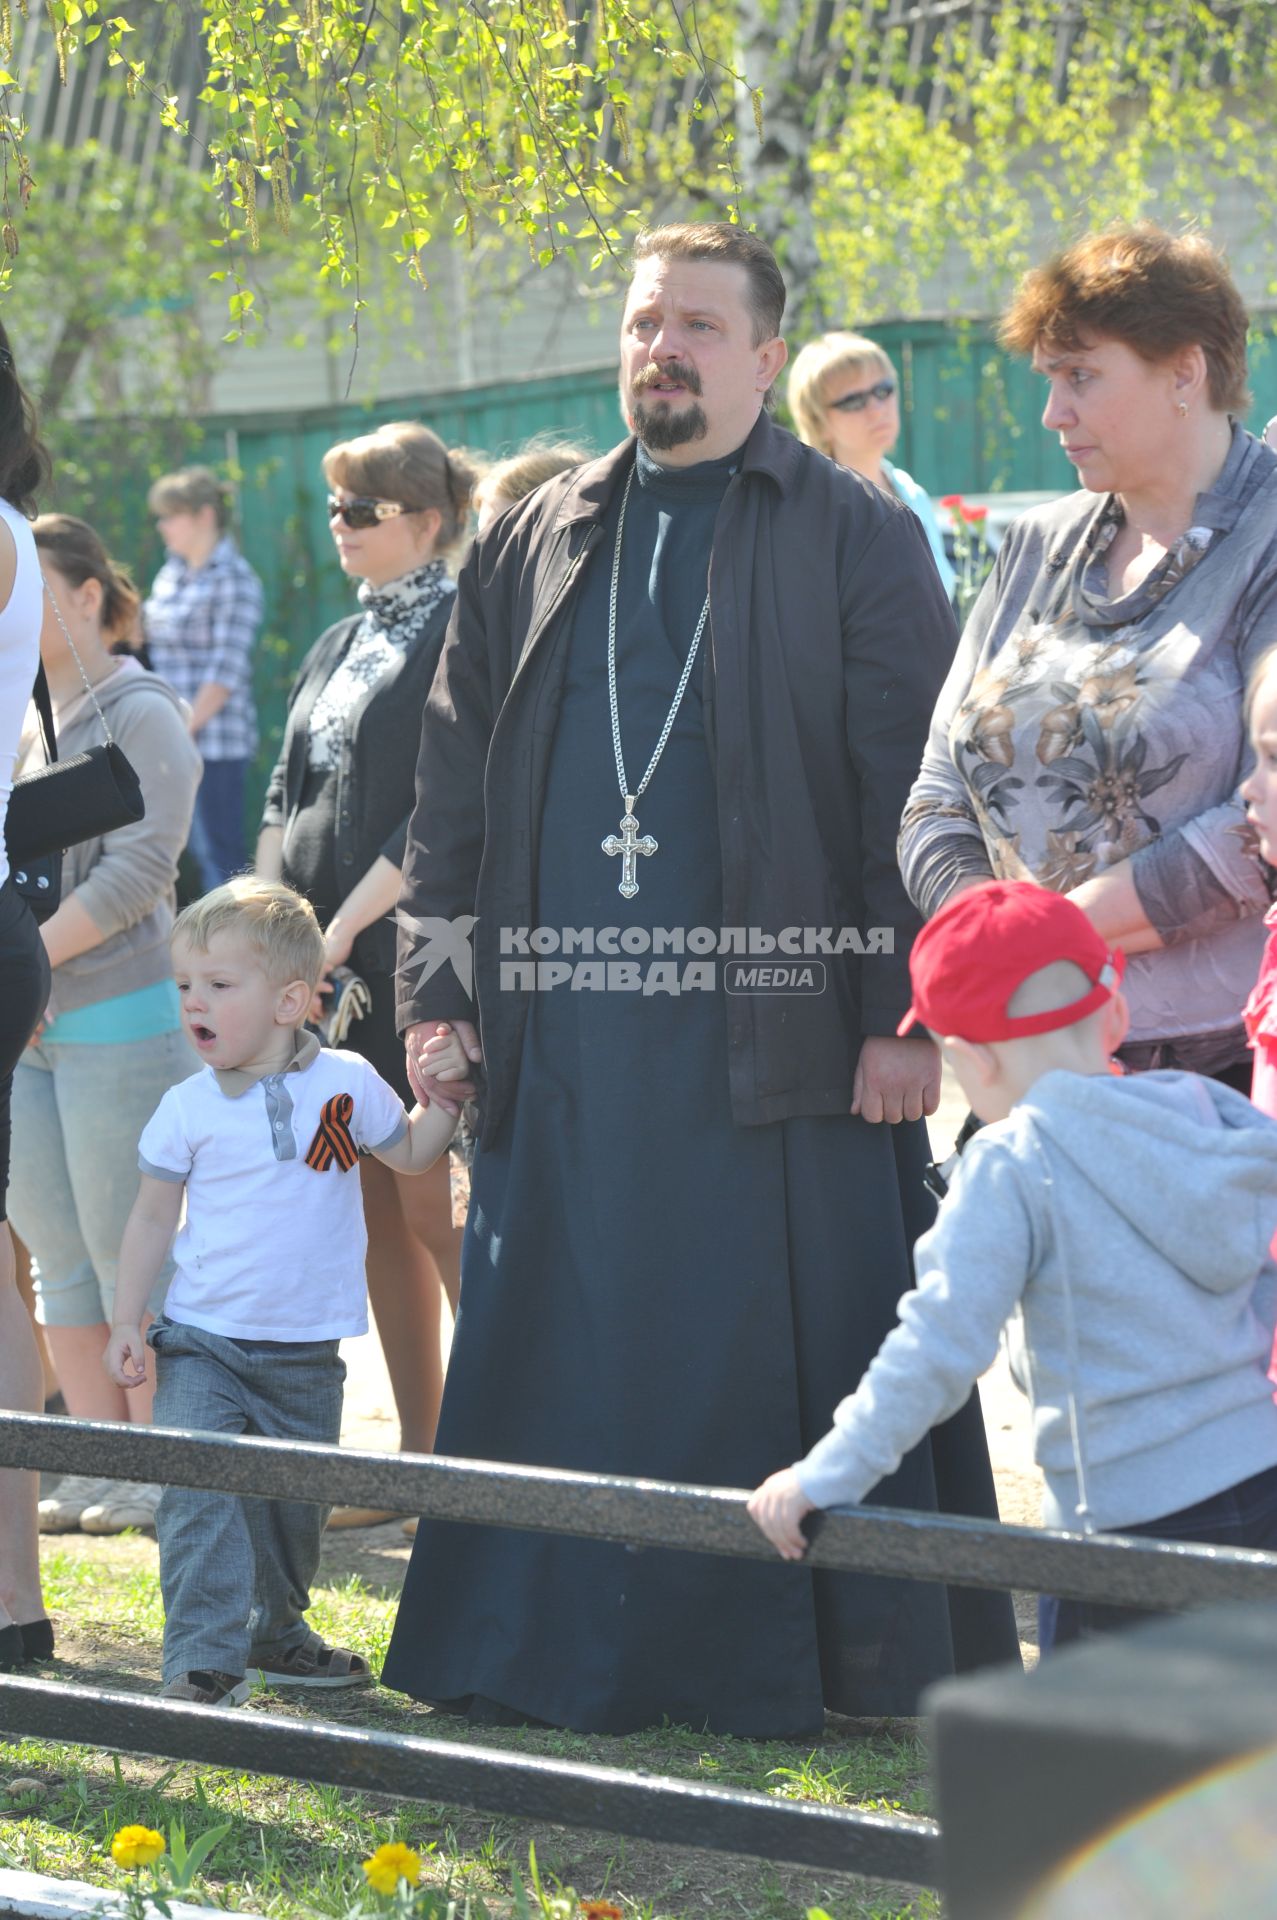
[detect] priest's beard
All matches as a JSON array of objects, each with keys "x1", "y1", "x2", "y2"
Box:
[{"x1": 631, "y1": 362, "x2": 708, "y2": 452}]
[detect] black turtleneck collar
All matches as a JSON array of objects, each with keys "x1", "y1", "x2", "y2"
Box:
[{"x1": 634, "y1": 439, "x2": 744, "y2": 504}]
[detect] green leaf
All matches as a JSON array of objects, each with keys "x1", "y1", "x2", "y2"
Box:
[{"x1": 168, "y1": 1820, "x2": 232, "y2": 1890}]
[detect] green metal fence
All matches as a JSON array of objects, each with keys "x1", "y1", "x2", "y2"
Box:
[
  {"x1": 54, "y1": 319, "x2": 1277, "y2": 828},
  {"x1": 184, "y1": 365, "x2": 626, "y2": 818}
]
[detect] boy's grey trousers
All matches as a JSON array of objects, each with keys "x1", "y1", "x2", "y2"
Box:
[{"x1": 148, "y1": 1317, "x2": 345, "y2": 1682}]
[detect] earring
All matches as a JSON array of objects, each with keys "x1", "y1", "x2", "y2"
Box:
[{"x1": 1177, "y1": 400, "x2": 1189, "y2": 417}]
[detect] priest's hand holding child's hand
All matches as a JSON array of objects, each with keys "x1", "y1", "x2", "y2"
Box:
[
  {"x1": 104, "y1": 1325, "x2": 148, "y2": 1391},
  {"x1": 419, "y1": 1023, "x2": 471, "y2": 1086},
  {"x1": 406, "y1": 1017, "x2": 483, "y2": 1113},
  {"x1": 378, "y1": 1025, "x2": 477, "y2": 1176},
  {"x1": 748, "y1": 1468, "x2": 816, "y2": 1560}
]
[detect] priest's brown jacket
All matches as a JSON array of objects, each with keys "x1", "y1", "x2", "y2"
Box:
[{"x1": 395, "y1": 409, "x2": 957, "y2": 1143}]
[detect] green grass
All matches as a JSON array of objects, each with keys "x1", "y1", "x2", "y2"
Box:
[{"x1": 2, "y1": 1548, "x2": 941, "y2": 1920}]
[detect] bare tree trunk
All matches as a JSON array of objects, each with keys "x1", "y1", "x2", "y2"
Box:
[
  {"x1": 39, "y1": 308, "x2": 96, "y2": 420},
  {"x1": 734, "y1": 0, "x2": 824, "y2": 331}
]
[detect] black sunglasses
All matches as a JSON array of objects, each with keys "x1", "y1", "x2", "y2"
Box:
[
  {"x1": 829, "y1": 378, "x2": 896, "y2": 415},
  {"x1": 327, "y1": 494, "x2": 409, "y2": 530}
]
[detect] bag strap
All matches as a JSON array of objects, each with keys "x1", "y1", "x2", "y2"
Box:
[
  {"x1": 39, "y1": 573, "x2": 117, "y2": 745},
  {"x1": 30, "y1": 659, "x2": 57, "y2": 767}
]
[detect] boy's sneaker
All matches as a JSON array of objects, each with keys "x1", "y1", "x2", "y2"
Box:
[
  {"x1": 80, "y1": 1482, "x2": 163, "y2": 1534},
  {"x1": 161, "y1": 1670, "x2": 250, "y2": 1708},
  {"x1": 37, "y1": 1475, "x2": 118, "y2": 1533}
]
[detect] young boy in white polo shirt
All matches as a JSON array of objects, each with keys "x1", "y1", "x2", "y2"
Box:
[{"x1": 105, "y1": 877, "x2": 465, "y2": 1707}]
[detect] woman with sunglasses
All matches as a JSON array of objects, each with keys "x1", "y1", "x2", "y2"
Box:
[
  {"x1": 256, "y1": 421, "x2": 477, "y2": 1520},
  {"x1": 788, "y1": 331, "x2": 956, "y2": 600}
]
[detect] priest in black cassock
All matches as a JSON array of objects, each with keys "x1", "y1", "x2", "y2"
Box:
[{"x1": 381, "y1": 221, "x2": 1019, "y2": 1736}]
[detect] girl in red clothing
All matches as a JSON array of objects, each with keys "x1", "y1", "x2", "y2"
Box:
[
  {"x1": 1240, "y1": 649, "x2": 1277, "y2": 1376},
  {"x1": 1242, "y1": 653, "x2": 1277, "y2": 1113}
]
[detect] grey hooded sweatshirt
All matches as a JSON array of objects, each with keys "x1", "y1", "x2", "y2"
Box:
[
  {"x1": 795, "y1": 1069, "x2": 1277, "y2": 1532},
  {"x1": 18, "y1": 658, "x2": 201, "y2": 1014}
]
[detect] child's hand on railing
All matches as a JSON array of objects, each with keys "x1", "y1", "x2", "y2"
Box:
[{"x1": 747, "y1": 1466, "x2": 815, "y2": 1560}]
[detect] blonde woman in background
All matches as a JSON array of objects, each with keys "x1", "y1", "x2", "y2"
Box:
[
  {"x1": 257, "y1": 422, "x2": 476, "y2": 1522},
  {"x1": 788, "y1": 331, "x2": 956, "y2": 599}
]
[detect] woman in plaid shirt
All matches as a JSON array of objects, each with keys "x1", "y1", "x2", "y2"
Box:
[{"x1": 143, "y1": 467, "x2": 263, "y2": 891}]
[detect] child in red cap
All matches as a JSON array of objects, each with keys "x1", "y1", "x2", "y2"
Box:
[{"x1": 749, "y1": 879, "x2": 1277, "y2": 1646}]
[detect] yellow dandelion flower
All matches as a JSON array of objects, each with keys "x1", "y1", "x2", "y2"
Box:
[
  {"x1": 111, "y1": 1826, "x2": 166, "y2": 1869},
  {"x1": 362, "y1": 1841, "x2": 422, "y2": 1894}
]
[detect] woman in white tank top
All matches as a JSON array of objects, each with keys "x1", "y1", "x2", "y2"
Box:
[{"x1": 0, "y1": 328, "x2": 56, "y2": 1672}]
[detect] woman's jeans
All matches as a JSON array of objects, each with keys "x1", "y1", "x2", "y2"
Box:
[
  {"x1": 188, "y1": 756, "x2": 248, "y2": 892},
  {"x1": 9, "y1": 1027, "x2": 192, "y2": 1325}
]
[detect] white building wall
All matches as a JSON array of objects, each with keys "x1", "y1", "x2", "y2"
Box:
[{"x1": 201, "y1": 245, "x2": 624, "y2": 417}]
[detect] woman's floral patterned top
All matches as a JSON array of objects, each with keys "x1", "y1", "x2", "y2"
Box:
[{"x1": 900, "y1": 426, "x2": 1277, "y2": 1057}]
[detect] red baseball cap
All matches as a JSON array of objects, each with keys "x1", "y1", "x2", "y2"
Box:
[{"x1": 898, "y1": 880, "x2": 1125, "y2": 1042}]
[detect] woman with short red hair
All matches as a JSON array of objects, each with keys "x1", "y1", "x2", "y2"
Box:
[{"x1": 900, "y1": 224, "x2": 1277, "y2": 1084}]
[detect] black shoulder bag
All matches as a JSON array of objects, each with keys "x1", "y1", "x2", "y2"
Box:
[{"x1": 6, "y1": 579, "x2": 146, "y2": 923}]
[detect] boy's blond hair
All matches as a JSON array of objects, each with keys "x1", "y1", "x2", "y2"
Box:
[
  {"x1": 1246, "y1": 643, "x2": 1277, "y2": 727},
  {"x1": 477, "y1": 438, "x2": 591, "y2": 512},
  {"x1": 173, "y1": 878, "x2": 325, "y2": 990}
]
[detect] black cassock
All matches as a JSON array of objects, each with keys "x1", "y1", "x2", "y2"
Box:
[{"x1": 382, "y1": 447, "x2": 1018, "y2": 1735}]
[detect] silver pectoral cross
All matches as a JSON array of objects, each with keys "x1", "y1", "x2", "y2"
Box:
[{"x1": 602, "y1": 797, "x2": 658, "y2": 899}]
